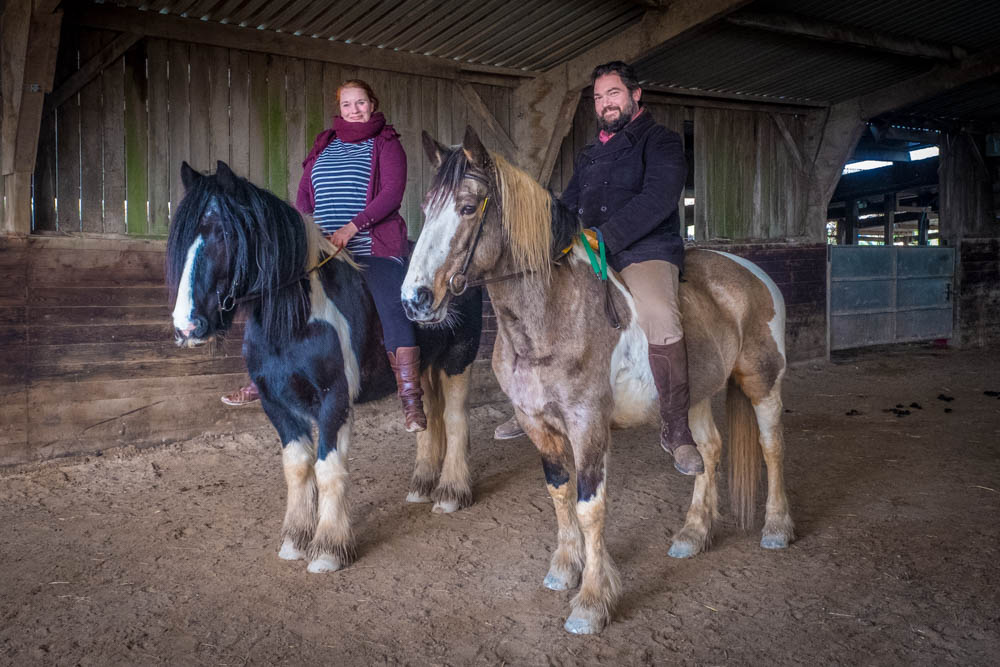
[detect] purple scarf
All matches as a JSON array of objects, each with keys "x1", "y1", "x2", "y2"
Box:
[{"x1": 334, "y1": 112, "x2": 386, "y2": 143}]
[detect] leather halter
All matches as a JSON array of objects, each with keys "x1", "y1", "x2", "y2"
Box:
[{"x1": 446, "y1": 169, "x2": 525, "y2": 296}]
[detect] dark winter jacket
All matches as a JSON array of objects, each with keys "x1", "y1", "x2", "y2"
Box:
[{"x1": 560, "y1": 110, "x2": 687, "y2": 271}]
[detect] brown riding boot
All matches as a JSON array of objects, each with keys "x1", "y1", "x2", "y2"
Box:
[
  {"x1": 648, "y1": 341, "x2": 705, "y2": 476},
  {"x1": 221, "y1": 381, "x2": 260, "y2": 406},
  {"x1": 388, "y1": 346, "x2": 427, "y2": 432}
]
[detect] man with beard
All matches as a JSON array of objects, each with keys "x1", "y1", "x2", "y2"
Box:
[{"x1": 494, "y1": 60, "x2": 703, "y2": 476}]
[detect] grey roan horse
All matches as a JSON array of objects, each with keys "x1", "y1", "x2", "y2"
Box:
[{"x1": 402, "y1": 128, "x2": 794, "y2": 634}]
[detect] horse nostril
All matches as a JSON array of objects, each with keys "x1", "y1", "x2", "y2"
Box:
[
  {"x1": 192, "y1": 316, "x2": 208, "y2": 338},
  {"x1": 415, "y1": 287, "x2": 432, "y2": 309}
]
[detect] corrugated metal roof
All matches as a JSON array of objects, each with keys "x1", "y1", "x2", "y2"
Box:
[
  {"x1": 97, "y1": 0, "x2": 644, "y2": 71},
  {"x1": 895, "y1": 74, "x2": 1000, "y2": 124},
  {"x1": 88, "y1": 0, "x2": 998, "y2": 123},
  {"x1": 755, "y1": 0, "x2": 1000, "y2": 53},
  {"x1": 634, "y1": 23, "x2": 932, "y2": 105}
]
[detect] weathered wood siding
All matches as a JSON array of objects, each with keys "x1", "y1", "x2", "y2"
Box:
[
  {"x1": 32, "y1": 29, "x2": 513, "y2": 239},
  {"x1": 955, "y1": 238, "x2": 1000, "y2": 348},
  {"x1": 8, "y1": 28, "x2": 516, "y2": 466},
  {"x1": 0, "y1": 236, "x2": 271, "y2": 466}
]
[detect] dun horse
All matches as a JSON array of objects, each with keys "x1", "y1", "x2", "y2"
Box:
[
  {"x1": 402, "y1": 128, "x2": 794, "y2": 634},
  {"x1": 167, "y1": 161, "x2": 482, "y2": 573}
]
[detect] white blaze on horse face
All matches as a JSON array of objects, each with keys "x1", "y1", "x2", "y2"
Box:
[
  {"x1": 402, "y1": 195, "x2": 463, "y2": 305},
  {"x1": 708, "y1": 250, "x2": 787, "y2": 359},
  {"x1": 172, "y1": 235, "x2": 205, "y2": 333},
  {"x1": 307, "y1": 273, "x2": 361, "y2": 400}
]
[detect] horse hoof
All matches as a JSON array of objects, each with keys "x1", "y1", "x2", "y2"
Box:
[
  {"x1": 564, "y1": 609, "x2": 605, "y2": 635},
  {"x1": 760, "y1": 534, "x2": 790, "y2": 550},
  {"x1": 543, "y1": 571, "x2": 577, "y2": 591},
  {"x1": 668, "y1": 540, "x2": 699, "y2": 559},
  {"x1": 406, "y1": 491, "x2": 431, "y2": 504},
  {"x1": 307, "y1": 555, "x2": 343, "y2": 573},
  {"x1": 278, "y1": 538, "x2": 305, "y2": 561},
  {"x1": 432, "y1": 499, "x2": 460, "y2": 514}
]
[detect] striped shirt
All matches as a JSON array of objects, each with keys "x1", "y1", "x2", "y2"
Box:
[{"x1": 311, "y1": 138, "x2": 374, "y2": 256}]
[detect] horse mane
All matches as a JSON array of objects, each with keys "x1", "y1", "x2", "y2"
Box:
[
  {"x1": 427, "y1": 148, "x2": 581, "y2": 282},
  {"x1": 167, "y1": 168, "x2": 354, "y2": 346}
]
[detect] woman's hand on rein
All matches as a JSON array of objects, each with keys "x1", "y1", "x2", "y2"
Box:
[{"x1": 329, "y1": 223, "x2": 359, "y2": 249}]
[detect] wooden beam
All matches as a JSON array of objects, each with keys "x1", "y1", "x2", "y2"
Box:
[
  {"x1": 47, "y1": 31, "x2": 141, "y2": 111},
  {"x1": 883, "y1": 192, "x2": 896, "y2": 245},
  {"x1": 12, "y1": 9, "x2": 61, "y2": 168},
  {"x1": 457, "y1": 83, "x2": 517, "y2": 159},
  {"x1": 512, "y1": 0, "x2": 752, "y2": 181},
  {"x1": 1, "y1": 0, "x2": 31, "y2": 176},
  {"x1": 642, "y1": 82, "x2": 825, "y2": 108},
  {"x1": 77, "y1": 4, "x2": 533, "y2": 87},
  {"x1": 2, "y1": 0, "x2": 61, "y2": 236},
  {"x1": 801, "y1": 47, "x2": 998, "y2": 242},
  {"x1": 727, "y1": 11, "x2": 966, "y2": 62},
  {"x1": 802, "y1": 103, "x2": 866, "y2": 240},
  {"x1": 771, "y1": 112, "x2": 804, "y2": 171},
  {"x1": 860, "y1": 46, "x2": 1000, "y2": 119}
]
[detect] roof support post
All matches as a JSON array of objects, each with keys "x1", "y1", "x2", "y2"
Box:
[
  {"x1": 1, "y1": 0, "x2": 62, "y2": 235},
  {"x1": 511, "y1": 0, "x2": 752, "y2": 183}
]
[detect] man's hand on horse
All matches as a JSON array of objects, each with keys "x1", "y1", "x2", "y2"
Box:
[
  {"x1": 329, "y1": 222, "x2": 359, "y2": 249},
  {"x1": 583, "y1": 228, "x2": 600, "y2": 251}
]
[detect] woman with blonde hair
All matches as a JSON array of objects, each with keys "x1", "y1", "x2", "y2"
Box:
[{"x1": 223, "y1": 79, "x2": 425, "y2": 433}]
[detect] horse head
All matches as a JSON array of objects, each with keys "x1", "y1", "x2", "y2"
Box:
[
  {"x1": 166, "y1": 161, "x2": 237, "y2": 345},
  {"x1": 167, "y1": 160, "x2": 309, "y2": 347},
  {"x1": 402, "y1": 127, "x2": 501, "y2": 324},
  {"x1": 404, "y1": 127, "x2": 568, "y2": 324}
]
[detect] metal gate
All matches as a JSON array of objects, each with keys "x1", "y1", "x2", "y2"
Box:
[{"x1": 828, "y1": 246, "x2": 955, "y2": 351}]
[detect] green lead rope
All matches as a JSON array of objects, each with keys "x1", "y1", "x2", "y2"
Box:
[
  {"x1": 581, "y1": 230, "x2": 608, "y2": 281},
  {"x1": 579, "y1": 228, "x2": 620, "y2": 329}
]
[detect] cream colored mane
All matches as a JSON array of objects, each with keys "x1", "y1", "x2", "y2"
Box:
[{"x1": 493, "y1": 153, "x2": 555, "y2": 280}]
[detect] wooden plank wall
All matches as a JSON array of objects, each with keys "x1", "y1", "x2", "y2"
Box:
[
  {"x1": 0, "y1": 235, "x2": 271, "y2": 466},
  {"x1": 8, "y1": 28, "x2": 515, "y2": 466},
  {"x1": 549, "y1": 97, "x2": 810, "y2": 242},
  {"x1": 32, "y1": 28, "x2": 514, "y2": 239},
  {"x1": 694, "y1": 107, "x2": 810, "y2": 241}
]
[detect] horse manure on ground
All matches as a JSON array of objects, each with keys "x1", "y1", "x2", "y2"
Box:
[
  {"x1": 909, "y1": 402, "x2": 922, "y2": 409},
  {"x1": 845, "y1": 409, "x2": 861, "y2": 416},
  {"x1": 984, "y1": 390, "x2": 1000, "y2": 398},
  {"x1": 937, "y1": 394, "x2": 955, "y2": 402}
]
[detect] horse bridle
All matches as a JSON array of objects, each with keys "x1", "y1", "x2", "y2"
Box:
[
  {"x1": 445, "y1": 164, "x2": 620, "y2": 329},
  {"x1": 446, "y1": 168, "x2": 528, "y2": 296},
  {"x1": 215, "y1": 229, "x2": 340, "y2": 317}
]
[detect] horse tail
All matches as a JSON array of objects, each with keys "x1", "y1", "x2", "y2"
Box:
[{"x1": 727, "y1": 377, "x2": 761, "y2": 531}]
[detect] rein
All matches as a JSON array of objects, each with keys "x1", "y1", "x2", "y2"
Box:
[
  {"x1": 444, "y1": 167, "x2": 619, "y2": 328},
  {"x1": 217, "y1": 245, "x2": 342, "y2": 315}
]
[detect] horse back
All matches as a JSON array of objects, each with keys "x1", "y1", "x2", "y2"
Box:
[{"x1": 679, "y1": 249, "x2": 786, "y2": 404}]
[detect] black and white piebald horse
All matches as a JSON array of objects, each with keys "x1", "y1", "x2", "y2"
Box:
[{"x1": 167, "y1": 161, "x2": 482, "y2": 573}]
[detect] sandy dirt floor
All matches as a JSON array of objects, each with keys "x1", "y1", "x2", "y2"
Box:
[{"x1": 2, "y1": 345, "x2": 999, "y2": 665}]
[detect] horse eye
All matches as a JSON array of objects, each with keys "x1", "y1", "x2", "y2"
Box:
[{"x1": 460, "y1": 205, "x2": 476, "y2": 216}]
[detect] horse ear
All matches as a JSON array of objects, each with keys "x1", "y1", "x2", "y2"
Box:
[
  {"x1": 422, "y1": 131, "x2": 446, "y2": 169},
  {"x1": 462, "y1": 125, "x2": 489, "y2": 168},
  {"x1": 180, "y1": 161, "x2": 201, "y2": 191},
  {"x1": 216, "y1": 160, "x2": 238, "y2": 193}
]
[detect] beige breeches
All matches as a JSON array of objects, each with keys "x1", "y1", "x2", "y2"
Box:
[{"x1": 619, "y1": 259, "x2": 683, "y2": 346}]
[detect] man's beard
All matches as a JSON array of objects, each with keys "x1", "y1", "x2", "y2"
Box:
[{"x1": 597, "y1": 97, "x2": 638, "y2": 133}]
